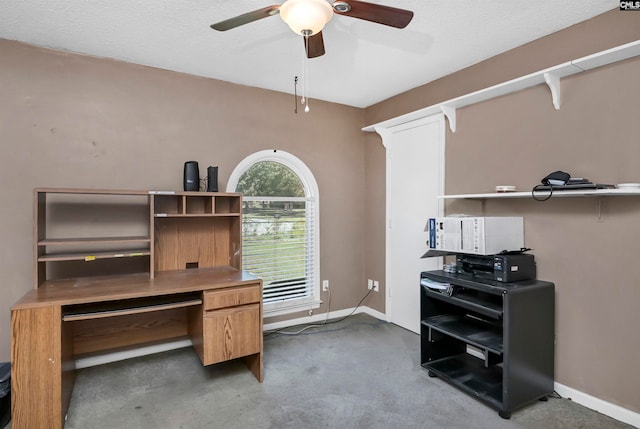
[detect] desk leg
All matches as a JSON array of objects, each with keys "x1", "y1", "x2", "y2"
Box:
[
  {"x1": 243, "y1": 352, "x2": 263, "y2": 382},
  {"x1": 11, "y1": 306, "x2": 75, "y2": 429},
  {"x1": 244, "y1": 301, "x2": 263, "y2": 382}
]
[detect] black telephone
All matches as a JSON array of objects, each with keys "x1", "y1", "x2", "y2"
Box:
[
  {"x1": 541, "y1": 170, "x2": 571, "y2": 186},
  {"x1": 533, "y1": 170, "x2": 572, "y2": 201},
  {"x1": 534, "y1": 171, "x2": 607, "y2": 201}
]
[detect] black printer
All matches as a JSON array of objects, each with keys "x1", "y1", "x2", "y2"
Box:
[{"x1": 456, "y1": 253, "x2": 536, "y2": 282}]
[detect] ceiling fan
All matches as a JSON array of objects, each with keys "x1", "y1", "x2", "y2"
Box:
[{"x1": 210, "y1": 0, "x2": 414, "y2": 58}]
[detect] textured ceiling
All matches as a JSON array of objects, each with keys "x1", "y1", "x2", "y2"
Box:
[{"x1": 0, "y1": 1, "x2": 618, "y2": 108}]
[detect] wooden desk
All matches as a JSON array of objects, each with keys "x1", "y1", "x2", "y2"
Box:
[{"x1": 11, "y1": 267, "x2": 263, "y2": 429}]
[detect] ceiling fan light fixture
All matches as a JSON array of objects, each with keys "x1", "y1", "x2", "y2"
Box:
[{"x1": 280, "y1": 0, "x2": 333, "y2": 36}]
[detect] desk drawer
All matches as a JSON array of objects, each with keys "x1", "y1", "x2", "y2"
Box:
[
  {"x1": 203, "y1": 284, "x2": 261, "y2": 310},
  {"x1": 202, "y1": 303, "x2": 261, "y2": 365}
]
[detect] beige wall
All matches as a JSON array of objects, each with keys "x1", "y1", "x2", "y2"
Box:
[
  {"x1": 0, "y1": 39, "x2": 368, "y2": 362},
  {"x1": 363, "y1": 131, "x2": 386, "y2": 311},
  {"x1": 364, "y1": 9, "x2": 640, "y2": 414}
]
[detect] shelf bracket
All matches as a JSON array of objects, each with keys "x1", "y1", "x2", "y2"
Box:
[
  {"x1": 441, "y1": 105, "x2": 456, "y2": 132},
  {"x1": 543, "y1": 72, "x2": 561, "y2": 110},
  {"x1": 596, "y1": 197, "x2": 605, "y2": 223},
  {"x1": 373, "y1": 126, "x2": 391, "y2": 148}
]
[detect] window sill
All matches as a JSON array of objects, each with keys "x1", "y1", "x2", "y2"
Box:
[{"x1": 263, "y1": 298, "x2": 321, "y2": 318}]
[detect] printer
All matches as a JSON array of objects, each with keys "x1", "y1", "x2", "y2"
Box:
[
  {"x1": 456, "y1": 253, "x2": 536, "y2": 282},
  {"x1": 427, "y1": 216, "x2": 524, "y2": 256}
]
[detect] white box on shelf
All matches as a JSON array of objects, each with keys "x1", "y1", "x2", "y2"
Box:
[{"x1": 428, "y1": 216, "x2": 524, "y2": 255}]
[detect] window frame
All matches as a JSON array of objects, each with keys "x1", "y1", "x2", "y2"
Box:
[{"x1": 227, "y1": 150, "x2": 321, "y2": 317}]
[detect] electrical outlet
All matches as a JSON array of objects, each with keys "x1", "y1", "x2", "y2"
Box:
[
  {"x1": 367, "y1": 279, "x2": 373, "y2": 290},
  {"x1": 373, "y1": 280, "x2": 379, "y2": 292},
  {"x1": 322, "y1": 280, "x2": 329, "y2": 291}
]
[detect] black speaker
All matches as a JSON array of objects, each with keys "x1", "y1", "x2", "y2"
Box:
[
  {"x1": 183, "y1": 161, "x2": 200, "y2": 191},
  {"x1": 206, "y1": 166, "x2": 219, "y2": 192}
]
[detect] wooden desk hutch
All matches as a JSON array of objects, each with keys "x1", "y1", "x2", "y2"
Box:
[{"x1": 10, "y1": 188, "x2": 263, "y2": 428}]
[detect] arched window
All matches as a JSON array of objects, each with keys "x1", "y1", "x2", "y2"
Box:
[{"x1": 227, "y1": 150, "x2": 320, "y2": 317}]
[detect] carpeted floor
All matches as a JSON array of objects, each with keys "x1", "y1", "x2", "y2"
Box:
[{"x1": 7, "y1": 314, "x2": 634, "y2": 428}]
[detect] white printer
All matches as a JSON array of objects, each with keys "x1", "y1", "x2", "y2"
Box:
[{"x1": 427, "y1": 216, "x2": 524, "y2": 256}]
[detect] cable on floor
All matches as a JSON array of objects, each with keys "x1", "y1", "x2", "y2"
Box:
[{"x1": 264, "y1": 287, "x2": 375, "y2": 337}]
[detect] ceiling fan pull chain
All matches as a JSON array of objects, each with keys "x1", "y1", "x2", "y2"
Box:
[
  {"x1": 301, "y1": 34, "x2": 307, "y2": 106},
  {"x1": 294, "y1": 76, "x2": 299, "y2": 114},
  {"x1": 303, "y1": 33, "x2": 310, "y2": 112}
]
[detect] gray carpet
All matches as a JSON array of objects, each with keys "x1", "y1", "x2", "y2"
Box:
[{"x1": 14, "y1": 314, "x2": 634, "y2": 429}]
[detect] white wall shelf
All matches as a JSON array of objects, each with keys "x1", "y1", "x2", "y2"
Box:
[
  {"x1": 440, "y1": 189, "x2": 640, "y2": 200},
  {"x1": 363, "y1": 40, "x2": 640, "y2": 133}
]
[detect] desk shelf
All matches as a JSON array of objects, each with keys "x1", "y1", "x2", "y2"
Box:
[
  {"x1": 39, "y1": 236, "x2": 151, "y2": 245},
  {"x1": 34, "y1": 188, "x2": 243, "y2": 287},
  {"x1": 153, "y1": 193, "x2": 241, "y2": 216},
  {"x1": 38, "y1": 249, "x2": 150, "y2": 262},
  {"x1": 38, "y1": 236, "x2": 152, "y2": 262},
  {"x1": 62, "y1": 294, "x2": 202, "y2": 321}
]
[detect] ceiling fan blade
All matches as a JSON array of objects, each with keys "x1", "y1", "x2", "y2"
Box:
[
  {"x1": 210, "y1": 5, "x2": 280, "y2": 31},
  {"x1": 333, "y1": 1, "x2": 413, "y2": 29},
  {"x1": 304, "y1": 32, "x2": 325, "y2": 58}
]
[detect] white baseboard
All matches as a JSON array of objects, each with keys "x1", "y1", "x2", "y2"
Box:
[
  {"x1": 456, "y1": 354, "x2": 639, "y2": 426},
  {"x1": 554, "y1": 382, "x2": 639, "y2": 428},
  {"x1": 75, "y1": 339, "x2": 192, "y2": 369},
  {"x1": 263, "y1": 305, "x2": 385, "y2": 331},
  {"x1": 360, "y1": 305, "x2": 387, "y2": 321}
]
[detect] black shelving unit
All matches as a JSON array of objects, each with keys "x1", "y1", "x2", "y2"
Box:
[{"x1": 420, "y1": 270, "x2": 555, "y2": 419}]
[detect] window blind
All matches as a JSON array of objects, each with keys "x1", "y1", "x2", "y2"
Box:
[{"x1": 242, "y1": 197, "x2": 315, "y2": 307}]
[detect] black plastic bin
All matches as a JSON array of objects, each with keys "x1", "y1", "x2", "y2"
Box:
[{"x1": 0, "y1": 362, "x2": 10, "y2": 428}]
